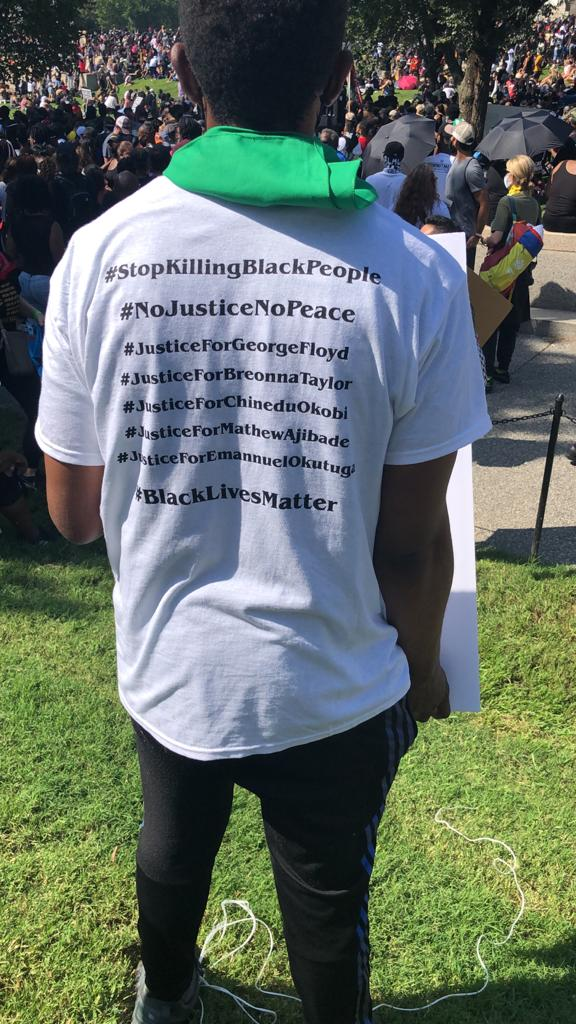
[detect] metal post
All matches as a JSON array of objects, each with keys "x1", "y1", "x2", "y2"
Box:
[{"x1": 531, "y1": 394, "x2": 564, "y2": 561}]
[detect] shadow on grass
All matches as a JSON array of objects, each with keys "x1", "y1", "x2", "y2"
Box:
[
  {"x1": 1, "y1": 534, "x2": 111, "y2": 619},
  {"x1": 477, "y1": 534, "x2": 576, "y2": 569},
  {"x1": 115, "y1": 933, "x2": 576, "y2": 1024},
  {"x1": 0, "y1": 531, "x2": 108, "y2": 567}
]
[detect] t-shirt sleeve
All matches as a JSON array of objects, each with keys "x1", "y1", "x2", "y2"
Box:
[
  {"x1": 385, "y1": 272, "x2": 491, "y2": 466},
  {"x1": 465, "y1": 160, "x2": 487, "y2": 195},
  {"x1": 491, "y1": 196, "x2": 512, "y2": 234},
  {"x1": 35, "y1": 250, "x2": 103, "y2": 466}
]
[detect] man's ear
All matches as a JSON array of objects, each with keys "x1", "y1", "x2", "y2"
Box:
[
  {"x1": 321, "y1": 48, "x2": 354, "y2": 106},
  {"x1": 171, "y1": 43, "x2": 203, "y2": 104}
]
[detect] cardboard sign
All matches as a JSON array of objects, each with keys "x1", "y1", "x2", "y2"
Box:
[
  {"x1": 467, "y1": 269, "x2": 512, "y2": 347},
  {"x1": 425, "y1": 231, "x2": 484, "y2": 712},
  {"x1": 80, "y1": 87, "x2": 93, "y2": 101}
]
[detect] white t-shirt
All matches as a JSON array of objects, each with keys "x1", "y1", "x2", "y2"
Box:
[
  {"x1": 427, "y1": 198, "x2": 452, "y2": 222},
  {"x1": 36, "y1": 175, "x2": 490, "y2": 760},
  {"x1": 423, "y1": 153, "x2": 454, "y2": 203},
  {"x1": 366, "y1": 169, "x2": 406, "y2": 210}
]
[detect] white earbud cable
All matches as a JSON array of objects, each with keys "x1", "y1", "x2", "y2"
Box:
[{"x1": 195, "y1": 809, "x2": 525, "y2": 1021}]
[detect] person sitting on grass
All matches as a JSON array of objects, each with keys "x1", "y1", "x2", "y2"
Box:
[
  {"x1": 0, "y1": 450, "x2": 44, "y2": 544},
  {"x1": 0, "y1": 251, "x2": 45, "y2": 488},
  {"x1": 172, "y1": 114, "x2": 202, "y2": 153}
]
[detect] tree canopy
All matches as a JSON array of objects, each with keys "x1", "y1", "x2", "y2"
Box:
[
  {"x1": 347, "y1": 0, "x2": 552, "y2": 136},
  {"x1": 82, "y1": 0, "x2": 178, "y2": 32},
  {"x1": 1, "y1": 0, "x2": 81, "y2": 81},
  {"x1": 348, "y1": 0, "x2": 550, "y2": 74}
]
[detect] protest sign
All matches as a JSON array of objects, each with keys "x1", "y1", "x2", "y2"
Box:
[
  {"x1": 428, "y1": 231, "x2": 484, "y2": 711},
  {"x1": 467, "y1": 269, "x2": 513, "y2": 347}
]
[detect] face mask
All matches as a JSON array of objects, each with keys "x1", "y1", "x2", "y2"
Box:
[{"x1": 504, "y1": 173, "x2": 513, "y2": 188}]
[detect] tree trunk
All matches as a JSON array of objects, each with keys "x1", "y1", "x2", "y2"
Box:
[
  {"x1": 422, "y1": 44, "x2": 439, "y2": 88},
  {"x1": 459, "y1": 49, "x2": 492, "y2": 142},
  {"x1": 419, "y1": 18, "x2": 440, "y2": 86}
]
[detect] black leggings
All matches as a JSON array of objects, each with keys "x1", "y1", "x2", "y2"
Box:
[
  {"x1": 0, "y1": 350, "x2": 42, "y2": 470},
  {"x1": 133, "y1": 698, "x2": 417, "y2": 1024},
  {"x1": 483, "y1": 317, "x2": 518, "y2": 374}
]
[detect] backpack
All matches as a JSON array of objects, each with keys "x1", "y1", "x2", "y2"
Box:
[
  {"x1": 480, "y1": 199, "x2": 543, "y2": 298},
  {"x1": 56, "y1": 175, "x2": 96, "y2": 236}
]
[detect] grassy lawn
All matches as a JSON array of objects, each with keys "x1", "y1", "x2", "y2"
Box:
[
  {"x1": 120, "y1": 77, "x2": 180, "y2": 99},
  {"x1": 392, "y1": 89, "x2": 419, "y2": 104},
  {"x1": 1, "y1": 491, "x2": 575, "y2": 1022},
  {"x1": 119, "y1": 78, "x2": 418, "y2": 108}
]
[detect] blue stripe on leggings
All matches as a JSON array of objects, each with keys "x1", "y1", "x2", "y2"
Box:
[{"x1": 354, "y1": 698, "x2": 414, "y2": 1022}]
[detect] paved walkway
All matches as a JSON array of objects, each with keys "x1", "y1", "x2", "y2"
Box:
[{"x1": 474, "y1": 331, "x2": 576, "y2": 564}]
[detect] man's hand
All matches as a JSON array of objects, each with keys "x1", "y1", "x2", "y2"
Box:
[
  {"x1": 466, "y1": 234, "x2": 480, "y2": 249},
  {"x1": 408, "y1": 664, "x2": 451, "y2": 722},
  {"x1": 0, "y1": 450, "x2": 27, "y2": 477}
]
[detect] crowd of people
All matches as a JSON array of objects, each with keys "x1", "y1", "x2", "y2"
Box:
[
  {"x1": 367, "y1": 13, "x2": 576, "y2": 111},
  {"x1": 5, "y1": 25, "x2": 178, "y2": 106},
  {"x1": 0, "y1": 31, "x2": 195, "y2": 541},
  {"x1": 1, "y1": 15, "x2": 576, "y2": 541},
  {"x1": 0, "y1": 5, "x2": 570, "y2": 1024}
]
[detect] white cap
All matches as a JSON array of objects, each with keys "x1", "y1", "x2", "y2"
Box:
[{"x1": 445, "y1": 120, "x2": 475, "y2": 146}]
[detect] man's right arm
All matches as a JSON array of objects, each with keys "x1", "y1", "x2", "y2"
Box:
[
  {"x1": 474, "y1": 187, "x2": 490, "y2": 239},
  {"x1": 373, "y1": 255, "x2": 491, "y2": 720},
  {"x1": 466, "y1": 162, "x2": 490, "y2": 247},
  {"x1": 373, "y1": 454, "x2": 456, "y2": 721}
]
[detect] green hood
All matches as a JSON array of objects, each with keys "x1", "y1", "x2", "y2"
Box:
[{"x1": 164, "y1": 125, "x2": 377, "y2": 211}]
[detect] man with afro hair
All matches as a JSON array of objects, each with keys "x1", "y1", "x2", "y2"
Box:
[{"x1": 37, "y1": 3, "x2": 490, "y2": 1022}]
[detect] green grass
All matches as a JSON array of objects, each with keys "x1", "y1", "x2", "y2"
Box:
[
  {"x1": 120, "y1": 77, "x2": 179, "y2": 99},
  {"x1": 393, "y1": 89, "x2": 419, "y2": 104},
  {"x1": 1, "y1": 507, "x2": 575, "y2": 1023},
  {"x1": 119, "y1": 79, "x2": 418, "y2": 109}
]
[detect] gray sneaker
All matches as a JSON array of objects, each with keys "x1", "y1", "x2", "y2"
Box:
[{"x1": 131, "y1": 962, "x2": 200, "y2": 1023}]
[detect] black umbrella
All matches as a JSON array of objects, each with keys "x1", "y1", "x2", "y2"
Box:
[
  {"x1": 362, "y1": 115, "x2": 436, "y2": 177},
  {"x1": 478, "y1": 109, "x2": 572, "y2": 160}
]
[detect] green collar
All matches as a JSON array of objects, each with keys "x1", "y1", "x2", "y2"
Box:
[{"x1": 164, "y1": 125, "x2": 377, "y2": 211}]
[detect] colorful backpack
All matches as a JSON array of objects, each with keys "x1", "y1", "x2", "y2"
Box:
[{"x1": 479, "y1": 198, "x2": 543, "y2": 298}]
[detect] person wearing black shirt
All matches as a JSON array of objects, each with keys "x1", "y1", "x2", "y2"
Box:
[
  {"x1": 543, "y1": 157, "x2": 576, "y2": 232},
  {"x1": 50, "y1": 143, "x2": 98, "y2": 241}
]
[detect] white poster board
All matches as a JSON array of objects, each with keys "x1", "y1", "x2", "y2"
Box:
[
  {"x1": 80, "y1": 87, "x2": 93, "y2": 101},
  {"x1": 429, "y1": 232, "x2": 481, "y2": 712}
]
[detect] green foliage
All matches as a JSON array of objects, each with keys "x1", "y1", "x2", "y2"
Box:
[
  {"x1": 348, "y1": 0, "x2": 552, "y2": 68},
  {"x1": 347, "y1": 1, "x2": 552, "y2": 89},
  {"x1": 346, "y1": 1, "x2": 553, "y2": 136},
  {"x1": 82, "y1": 0, "x2": 178, "y2": 32},
  {"x1": 0, "y1": 0, "x2": 81, "y2": 81}
]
